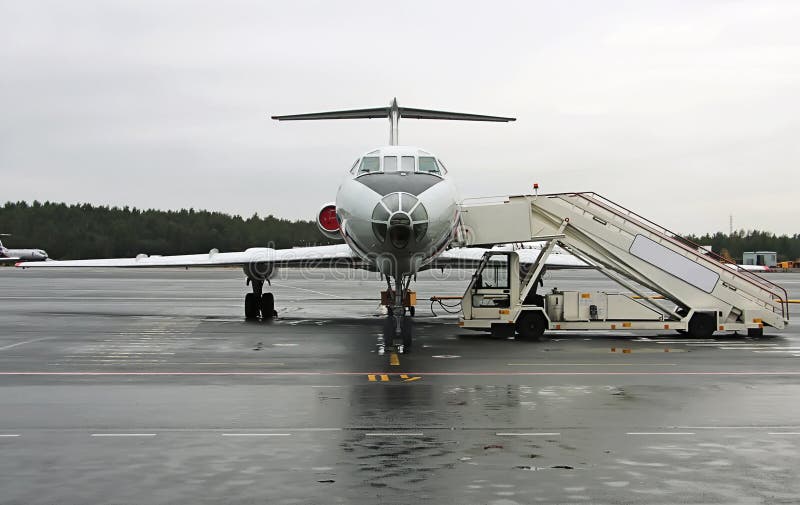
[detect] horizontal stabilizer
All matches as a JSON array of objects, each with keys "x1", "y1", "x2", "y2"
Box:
[
  {"x1": 271, "y1": 107, "x2": 391, "y2": 121},
  {"x1": 271, "y1": 98, "x2": 515, "y2": 145},
  {"x1": 272, "y1": 104, "x2": 515, "y2": 122},
  {"x1": 397, "y1": 107, "x2": 514, "y2": 122}
]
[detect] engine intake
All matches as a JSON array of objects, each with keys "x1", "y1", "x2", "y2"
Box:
[{"x1": 317, "y1": 203, "x2": 343, "y2": 240}]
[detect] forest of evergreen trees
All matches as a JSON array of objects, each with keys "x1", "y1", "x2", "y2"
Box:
[
  {"x1": 0, "y1": 200, "x2": 797, "y2": 261},
  {"x1": 0, "y1": 201, "x2": 332, "y2": 260},
  {"x1": 683, "y1": 230, "x2": 800, "y2": 263}
]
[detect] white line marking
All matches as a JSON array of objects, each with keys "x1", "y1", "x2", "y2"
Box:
[
  {"x1": 719, "y1": 347, "x2": 782, "y2": 350},
  {"x1": 90, "y1": 433, "x2": 157, "y2": 437},
  {"x1": 0, "y1": 434, "x2": 20, "y2": 437},
  {"x1": 507, "y1": 363, "x2": 676, "y2": 366},
  {"x1": 653, "y1": 341, "x2": 773, "y2": 345},
  {"x1": 310, "y1": 385, "x2": 343, "y2": 388},
  {"x1": 496, "y1": 432, "x2": 560, "y2": 436},
  {"x1": 365, "y1": 432, "x2": 424, "y2": 437},
  {"x1": 679, "y1": 426, "x2": 800, "y2": 429},
  {"x1": 686, "y1": 343, "x2": 778, "y2": 347},
  {"x1": 270, "y1": 283, "x2": 347, "y2": 299},
  {"x1": 627, "y1": 432, "x2": 695, "y2": 435},
  {"x1": 221, "y1": 433, "x2": 291, "y2": 437},
  {"x1": 768, "y1": 432, "x2": 800, "y2": 435},
  {"x1": 0, "y1": 337, "x2": 53, "y2": 351}
]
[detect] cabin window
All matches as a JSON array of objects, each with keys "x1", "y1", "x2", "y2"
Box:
[
  {"x1": 383, "y1": 156, "x2": 398, "y2": 172},
  {"x1": 358, "y1": 156, "x2": 380, "y2": 174},
  {"x1": 401, "y1": 156, "x2": 415, "y2": 172},
  {"x1": 418, "y1": 156, "x2": 440, "y2": 174}
]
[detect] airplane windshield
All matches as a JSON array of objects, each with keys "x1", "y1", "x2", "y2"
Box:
[
  {"x1": 358, "y1": 157, "x2": 380, "y2": 174},
  {"x1": 418, "y1": 156, "x2": 440, "y2": 175},
  {"x1": 383, "y1": 156, "x2": 397, "y2": 172},
  {"x1": 401, "y1": 156, "x2": 415, "y2": 172}
]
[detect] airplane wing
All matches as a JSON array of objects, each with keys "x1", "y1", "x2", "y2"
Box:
[
  {"x1": 430, "y1": 246, "x2": 589, "y2": 270},
  {"x1": 15, "y1": 244, "x2": 363, "y2": 269},
  {"x1": 727, "y1": 263, "x2": 770, "y2": 272},
  {"x1": 16, "y1": 243, "x2": 588, "y2": 271}
]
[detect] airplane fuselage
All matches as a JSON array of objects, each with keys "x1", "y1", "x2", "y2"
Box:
[
  {"x1": 334, "y1": 146, "x2": 460, "y2": 278},
  {"x1": 1, "y1": 248, "x2": 48, "y2": 261}
]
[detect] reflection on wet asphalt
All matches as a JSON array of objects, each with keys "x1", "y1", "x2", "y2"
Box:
[{"x1": 0, "y1": 269, "x2": 799, "y2": 504}]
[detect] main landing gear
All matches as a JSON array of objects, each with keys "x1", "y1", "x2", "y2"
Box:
[
  {"x1": 244, "y1": 277, "x2": 276, "y2": 320},
  {"x1": 380, "y1": 276, "x2": 415, "y2": 354}
]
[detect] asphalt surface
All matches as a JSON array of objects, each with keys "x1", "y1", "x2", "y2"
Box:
[{"x1": 1, "y1": 267, "x2": 799, "y2": 505}]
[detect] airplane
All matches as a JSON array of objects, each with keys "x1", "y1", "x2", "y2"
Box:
[
  {"x1": 15, "y1": 98, "x2": 586, "y2": 352},
  {"x1": 0, "y1": 234, "x2": 48, "y2": 263}
]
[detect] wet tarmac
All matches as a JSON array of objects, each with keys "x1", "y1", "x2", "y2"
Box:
[{"x1": 1, "y1": 268, "x2": 799, "y2": 504}]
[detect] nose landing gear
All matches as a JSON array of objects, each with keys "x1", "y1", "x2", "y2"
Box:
[
  {"x1": 245, "y1": 277, "x2": 276, "y2": 320},
  {"x1": 381, "y1": 276, "x2": 415, "y2": 353}
]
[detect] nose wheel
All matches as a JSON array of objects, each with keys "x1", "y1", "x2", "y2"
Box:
[
  {"x1": 380, "y1": 275, "x2": 415, "y2": 353},
  {"x1": 380, "y1": 313, "x2": 414, "y2": 354}
]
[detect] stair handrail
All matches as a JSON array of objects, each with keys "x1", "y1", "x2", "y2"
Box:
[{"x1": 547, "y1": 192, "x2": 789, "y2": 320}]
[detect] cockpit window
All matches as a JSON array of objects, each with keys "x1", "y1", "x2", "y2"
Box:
[
  {"x1": 401, "y1": 156, "x2": 415, "y2": 172},
  {"x1": 349, "y1": 159, "x2": 359, "y2": 174},
  {"x1": 358, "y1": 156, "x2": 380, "y2": 174},
  {"x1": 384, "y1": 156, "x2": 397, "y2": 172},
  {"x1": 418, "y1": 156, "x2": 440, "y2": 174},
  {"x1": 437, "y1": 158, "x2": 448, "y2": 174}
]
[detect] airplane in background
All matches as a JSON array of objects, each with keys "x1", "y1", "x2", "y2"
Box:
[
  {"x1": 15, "y1": 98, "x2": 587, "y2": 352},
  {"x1": 0, "y1": 234, "x2": 48, "y2": 263}
]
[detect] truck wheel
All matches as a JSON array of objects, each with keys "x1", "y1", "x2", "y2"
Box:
[
  {"x1": 688, "y1": 313, "x2": 715, "y2": 338},
  {"x1": 516, "y1": 312, "x2": 547, "y2": 341},
  {"x1": 747, "y1": 327, "x2": 764, "y2": 338}
]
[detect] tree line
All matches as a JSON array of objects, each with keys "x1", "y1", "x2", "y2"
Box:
[
  {"x1": 0, "y1": 200, "x2": 797, "y2": 261},
  {"x1": 0, "y1": 201, "x2": 333, "y2": 259},
  {"x1": 683, "y1": 230, "x2": 800, "y2": 263}
]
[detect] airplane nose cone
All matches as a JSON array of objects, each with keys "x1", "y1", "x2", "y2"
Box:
[
  {"x1": 387, "y1": 213, "x2": 412, "y2": 249},
  {"x1": 371, "y1": 192, "x2": 429, "y2": 250}
]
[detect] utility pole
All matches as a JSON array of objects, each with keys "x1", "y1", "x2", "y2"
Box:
[{"x1": 729, "y1": 214, "x2": 733, "y2": 235}]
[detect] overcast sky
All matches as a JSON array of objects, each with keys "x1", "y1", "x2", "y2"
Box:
[{"x1": 1, "y1": 1, "x2": 798, "y2": 235}]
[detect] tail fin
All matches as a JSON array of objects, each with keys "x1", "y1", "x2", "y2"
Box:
[{"x1": 272, "y1": 97, "x2": 515, "y2": 145}]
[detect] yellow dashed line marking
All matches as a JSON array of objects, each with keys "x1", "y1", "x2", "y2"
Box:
[{"x1": 390, "y1": 353, "x2": 400, "y2": 366}]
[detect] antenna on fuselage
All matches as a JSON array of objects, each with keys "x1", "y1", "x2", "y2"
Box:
[{"x1": 271, "y1": 98, "x2": 515, "y2": 146}]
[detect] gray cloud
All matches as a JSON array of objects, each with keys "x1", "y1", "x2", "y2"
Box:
[{"x1": 1, "y1": 0, "x2": 798, "y2": 234}]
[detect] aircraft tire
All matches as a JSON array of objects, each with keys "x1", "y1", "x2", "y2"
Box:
[
  {"x1": 516, "y1": 311, "x2": 547, "y2": 341},
  {"x1": 261, "y1": 293, "x2": 275, "y2": 319},
  {"x1": 401, "y1": 318, "x2": 414, "y2": 350},
  {"x1": 244, "y1": 293, "x2": 259, "y2": 320},
  {"x1": 383, "y1": 315, "x2": 396, "y2": 342},
  {"x1": 688, "y1": 312, "x2": 715, "y2": 338}
]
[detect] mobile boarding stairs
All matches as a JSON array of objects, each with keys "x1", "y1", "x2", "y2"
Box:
[{"x1": 456, "y1": 192, "x2": 789, "y2": 339}]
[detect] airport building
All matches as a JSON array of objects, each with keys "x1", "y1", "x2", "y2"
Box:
[{"x1": 743, "y1": 251, "x2": 777, "y2": 267}]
